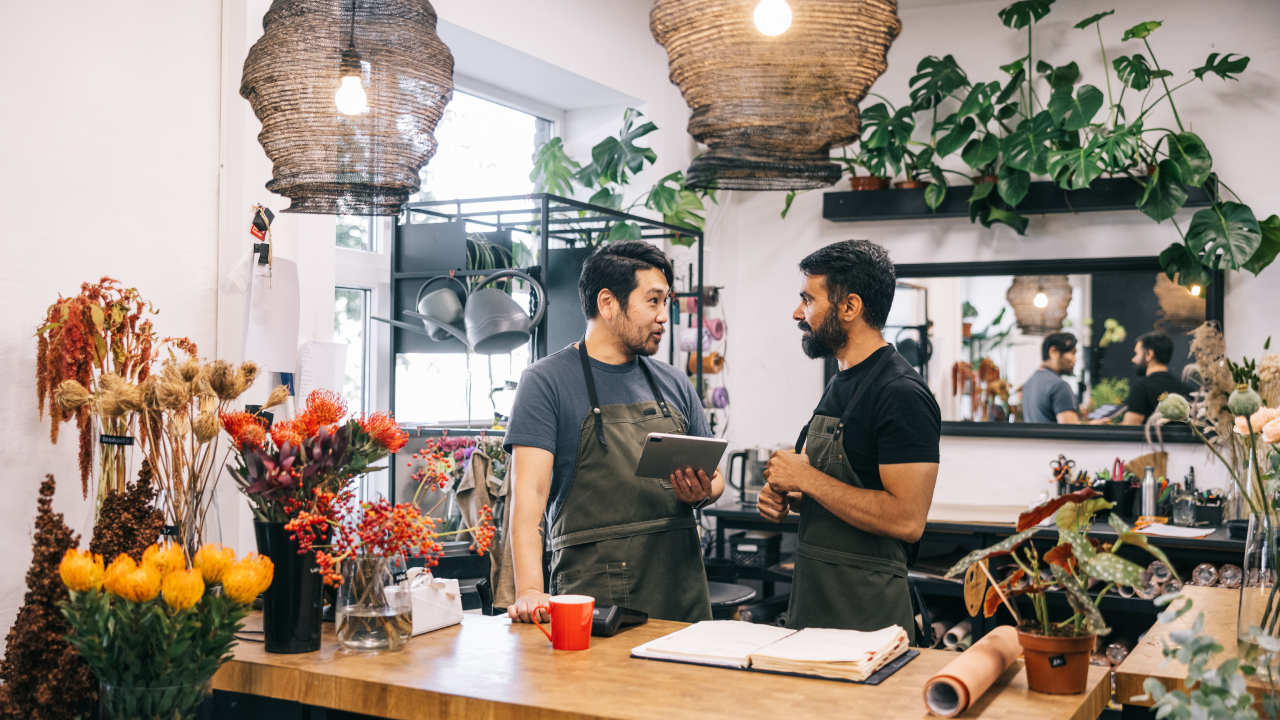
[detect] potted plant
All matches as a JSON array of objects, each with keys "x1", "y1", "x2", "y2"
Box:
[
  {"x1": 945, "y1": 488, "x2": 1177, "y2": 694},
  {"x1": 58, "y1": 542, "x2": 273, "y2": 719},
  {"x1": 222, "y1": 388, "x2": 409, "y2": 653},
  {"x1": 962, "y1": 301, "x2": 979, "y2": 338}
]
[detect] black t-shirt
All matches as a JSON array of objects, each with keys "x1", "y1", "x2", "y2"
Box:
[
  {"x1": 1127, "y1": 370, "x2": 1195, "y2": 419},
  {"x1": 807, "y1": 346, "x2": 942, "y2": 491}
]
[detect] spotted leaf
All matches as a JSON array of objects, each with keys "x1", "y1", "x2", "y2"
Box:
[
  {"x1": 1107, "y1": 514, "x2": 1181, "y2": 583},
  {"x1": 945, "y1": 527, "x2": 1039, "y2": 578},
  {"x1": 1052, "y1": 565, "x2": 1112, "y2": 635}
]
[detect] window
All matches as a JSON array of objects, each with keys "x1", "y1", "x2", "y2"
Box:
[
  {"x1": 335, "y1": 287, "x2": 371, "y2": 412},
  {"x1": 337, "y1": 215, "x2": 374, "y2": 251},
  {"x1": 394, "y1": 91, "x2": 551, "y2": 426}
]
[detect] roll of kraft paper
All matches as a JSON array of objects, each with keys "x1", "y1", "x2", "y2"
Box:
[
  {"x1": 942, "y1": 618, "x2": 971, "y2": 649},
  {"x1": 923, "y1": 625, "x2": 1022, "y2": 718},
  {"x1": 687, "y1": 353, "x2": 726, "y2": 374},
  {"x1": 930, "y1": 620, "x2": 950, "y2": 649}
]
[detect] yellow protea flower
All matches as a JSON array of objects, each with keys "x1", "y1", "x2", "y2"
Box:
[
  {"x1": 103, "y1": 555, "x2": 162, "y2": 603},
  {"x1": 222, "y1": 553, "x2": 275, "y2": 605},
  {"x1": 142, "y1": 542, "x2": 187, "y2": 578},
  {"x1": 59, "y1": 549, "x2": 104, "y2": 593},
  {"x1": 193, "y1": 544, "x2": 235, "y2": 585},
  {"x1": 161, "y1": 569, "x2": 206, "y2": 612}
]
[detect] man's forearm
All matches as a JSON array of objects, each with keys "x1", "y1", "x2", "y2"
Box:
[
  {"x1": 801, "y1": 472, "x2": 926, "y2": 543},
  {"x1": 511, "y1": 490, "x2": 547, "y2": 596}
]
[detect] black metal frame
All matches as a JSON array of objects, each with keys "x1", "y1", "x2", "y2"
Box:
[
  {"x1": 385, "y1": 194, "x2": 705, "y2": 502},
  {"x1": 895, "y1": 255, "x2": 1225, "y2": 444}
]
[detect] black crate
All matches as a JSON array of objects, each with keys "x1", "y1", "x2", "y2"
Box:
[{"x1": 729, "y1": 531, "x2": 781, "y2": 569}]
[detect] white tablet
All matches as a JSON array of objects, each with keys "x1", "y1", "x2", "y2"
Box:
[{"x1": 634, "y1": 433, "x2": 729, "y2": 479}]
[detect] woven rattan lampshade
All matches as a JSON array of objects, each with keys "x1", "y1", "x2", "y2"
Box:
[
  {"x1": 241, "y1": 0, "x2": 454, "y2": 215},
  {"x1": 1007, "y1": 276, "x2": 1072, "y2": 336},
  {"x1": 1154, "y1": 273, "x2": 1206, "y2": 331},
  {"x1": 650, "y1": 0, "x2": 901, "y2": 191}
]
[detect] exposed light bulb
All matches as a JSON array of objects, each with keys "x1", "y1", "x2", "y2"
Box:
[
  {"x1": 1033, "y1": 292, "x2": 1049, "y2": 309},
  {"x1": 1191, "y1": 285, "x2": 1202, "y2": 296},
  {"x1": 753, "y1": 0, "x2": 792, "y2": 36},
  {"x1": 336, "y1": 75, "x2": 368, "y2": 115}
]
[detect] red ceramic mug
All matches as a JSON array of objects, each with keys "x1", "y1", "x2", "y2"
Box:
[{"x1": 533, "y1": 594, "x2": 594, "y2": 651}]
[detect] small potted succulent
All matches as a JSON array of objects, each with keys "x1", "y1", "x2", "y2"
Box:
[{"x1": 946, "y1": 488, "x2": 1177, "y2": 694}]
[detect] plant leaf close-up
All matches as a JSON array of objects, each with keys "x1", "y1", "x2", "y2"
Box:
[{"x1": 1186, "y1": 202, "x2": 1263, "y2": 271}]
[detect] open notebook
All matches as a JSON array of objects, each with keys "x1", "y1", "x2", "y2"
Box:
[{"x1": 631, "y1": 621, "x2": 913, "y2": 683}]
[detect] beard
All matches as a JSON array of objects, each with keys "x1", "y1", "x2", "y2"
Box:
[
  {"x1": 799, "y1": 307, "x2": 847, "y2": 359},
  {"x1": 1135, "y1": 359, "x2": 1148, "y2": 377},
  {"x1": 618, "y1": 309, "x2": 663, "y2": 357}
]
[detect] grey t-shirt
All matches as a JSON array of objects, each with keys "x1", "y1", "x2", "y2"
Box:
[
  {"x1": 1023, "y1": 367, "x2": 1077, "y2": 423},
  {"x1": 504, "y1": 345, "x2": 711, "y2": 524}
]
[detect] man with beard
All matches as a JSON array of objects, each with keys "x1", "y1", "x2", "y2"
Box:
[
  {"x1": 758, "y1": 239, "x2": 939, "y2": 643},
  {"x1": 1118, "y1": 331, "x2": 1195, "y2": 425},
  {"x1": 505, "y1": 241, "x2": 720, "y2": 624}
]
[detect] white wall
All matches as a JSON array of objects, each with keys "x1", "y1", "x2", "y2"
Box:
[
  {"x1": 0, "y1": 0, "x2": 224, "y2": 636},
  {"x1": 708, "y1": 0, "x2": 1280, "y2": 506}
]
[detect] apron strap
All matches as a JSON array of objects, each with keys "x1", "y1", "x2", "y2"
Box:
[
  {"x1": 832, "y1": 346, "x2": 896, "y2": 444},
  {"x1": 578, "y1": 338, "x2": 608, "y2": 447},
  {"x1": 636, "y1": 356, "x2": 672, "y2": 419}
]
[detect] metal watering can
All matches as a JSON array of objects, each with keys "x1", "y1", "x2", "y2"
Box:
[{"x1": 401, "y1": 270, "x2": 546, "y2": 355}]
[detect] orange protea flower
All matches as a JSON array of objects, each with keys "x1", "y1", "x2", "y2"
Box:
[
  {"x1": 161, "y1": 568, "x2": 206, "y2": 611},
  {"x1": 358, "y1": 411, "x2": 408, "y2": 453},
  {"x1": 305, "y1": 389, "x2": 348, "y2": 425},
  {"x1": 103, "y1": 555, "x2": 162, "y2": 603},
  {"x1": 60, "y1": 549, "x2": 104, "y2": 593},
  {"x1": 142, "y1": 542, "x2": 186, "y2": 578},
  {"x1": 193, "y1": 543, "x2": 236, "y2": 584},
  {"x1": 221, "y1": 410, "x2": 268, "y2": 450},
  {"x1": 270, "y1": 418, "x2": 305, "y2": 448},
  {"x1": 222, "y1": 553, "x2": 274, "y2": 604}
]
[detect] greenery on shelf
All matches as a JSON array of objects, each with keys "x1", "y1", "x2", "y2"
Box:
[
  {"x1": 530, "y1": 109, "x2": 714, "y2": 247},
  {"x1": 803, "y1": 0, "x2": 1278, "y2": 289},
  {"x1": 1089, "y1": 377, "x2": 1130, "y2": 411}
]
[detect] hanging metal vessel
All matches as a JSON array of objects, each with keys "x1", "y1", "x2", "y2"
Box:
[
  {"x1": 651, "y1": 0, "x2": 901, "y2": 191},
  {"x1": 240, "y1": 0, "x2": 454, "y2": 215}
]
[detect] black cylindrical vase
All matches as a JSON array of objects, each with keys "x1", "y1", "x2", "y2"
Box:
[{"x1": 254, "y1": 521, "x2": 324, "y2": 654}]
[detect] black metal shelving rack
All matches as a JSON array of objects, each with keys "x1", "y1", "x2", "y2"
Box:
[{"x1": 383, "y1": 194, "x2": 705, "y2": 503}]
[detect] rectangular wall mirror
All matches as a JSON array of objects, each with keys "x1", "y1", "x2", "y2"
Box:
[{"x1": 888, "y1": 257, "x2": 1224, "y2": 443}]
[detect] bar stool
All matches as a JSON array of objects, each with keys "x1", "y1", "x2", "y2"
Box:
[{"x1": 708, "y1": 581, "x2": 757, "y2": 620}]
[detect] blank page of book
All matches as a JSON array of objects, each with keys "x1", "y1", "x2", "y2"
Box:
[{"x1": 631, "y1": 621, "x2": 796, "y2": 668}]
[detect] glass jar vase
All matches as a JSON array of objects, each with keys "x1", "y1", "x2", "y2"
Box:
[
  {"x1": 99, "y1": 679, "x2": 212, "y2": 720},
  {"x1": 335, "y1": 555, "x2": 412, "y2": 652},
  {"x1": 1238, "y1": 506, "x2": 1280, "y2": 662}
]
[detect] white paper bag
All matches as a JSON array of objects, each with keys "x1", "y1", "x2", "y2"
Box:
[{"x1": 402, "y1": 568, "x2": 464, "y2": 636}]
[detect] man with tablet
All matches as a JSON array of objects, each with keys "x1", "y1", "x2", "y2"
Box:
[
  {"x1": 504, "y1": 241, "x2": 723, "y2": 624},
  {"x1": 759, "y1": 240, "x2": 940, "y2": 644}
]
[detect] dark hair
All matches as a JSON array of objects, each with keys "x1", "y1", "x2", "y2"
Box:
[
  {"x1": 1136, "y1": 331, "x2": 1174, "y2": 365},
  {"x1": 798, "y1": 239, "x2": 895, "y2": 330},
  {"x1": 578, "y1": 241, "x2": 675, "y2": 320},
  {"x1": 1041, "y1": 332, "x2": 1078, "y2": 361}
]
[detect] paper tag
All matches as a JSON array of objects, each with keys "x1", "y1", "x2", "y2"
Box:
[
  {"x1": 1049, "y1": 655, "x2": 1067, "y2": 668},
  {"x1": 738, "y1": 544, "x2": 758, "y2": 553},
  {"x1": 100, "y1": 434, "x2": 134, "y2": 446}
]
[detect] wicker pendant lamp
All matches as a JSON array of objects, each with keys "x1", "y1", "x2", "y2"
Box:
[
  {"x1": 650, "y1": 0, "x2": 901, "y2": 191},
  {"x1": 240, "y1": 0, "x2": 454, "y2": 215},
  {"x1": 1006, "y1": 276, "x2": 1072, "y2": 336},
  {"x1": 1153, "y1": 273, "x2": 1205, "y2": 331}
]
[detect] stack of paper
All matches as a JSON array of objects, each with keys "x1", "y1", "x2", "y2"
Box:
[
  {"x1": 749, "y1": 626, "x2": 910, "y2": 682},
  {"x1": 631, "y1": 621, "x2": 909, "y2": 681}
]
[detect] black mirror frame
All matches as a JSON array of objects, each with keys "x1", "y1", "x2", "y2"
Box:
[{"x1": 893, "y1": 255, "x2": 1225, "y2": 444}]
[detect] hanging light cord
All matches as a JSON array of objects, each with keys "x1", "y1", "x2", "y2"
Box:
[{"x1": 348, "y1": 0, "x2": 357, "y2": 49}]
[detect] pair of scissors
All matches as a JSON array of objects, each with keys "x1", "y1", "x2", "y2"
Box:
[{"x1": 1050, "y1": 454, "x2": 1076, "y2": 485}]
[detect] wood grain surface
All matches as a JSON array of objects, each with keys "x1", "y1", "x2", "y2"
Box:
[
  {"x1": 214, "y1": 613, "x2": 1109, "y2": 720},
  {"x1": 1115, "y1": 585, "x2": 1264, "y2": 708}
]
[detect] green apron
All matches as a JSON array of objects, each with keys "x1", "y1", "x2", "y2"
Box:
[
  {"x1": 786, "y1": 348, "x2": 916, "y2": 644},
  {"x1": 546, "y1": 342, "x2": 713, "y2": 623}
]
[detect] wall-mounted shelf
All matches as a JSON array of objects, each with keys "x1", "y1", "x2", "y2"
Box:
[{"x1": 823, "y1": 177, "x2": 1217, "y2": 222}]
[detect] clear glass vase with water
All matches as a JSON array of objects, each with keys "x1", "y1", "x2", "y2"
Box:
[{"x1": 335, "y1": 555, "x2": 413, "y2": 652}]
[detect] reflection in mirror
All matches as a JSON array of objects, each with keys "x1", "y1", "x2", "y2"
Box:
[{"x1": 888, "y1": 267, "x2": 1209, "y2": 427}]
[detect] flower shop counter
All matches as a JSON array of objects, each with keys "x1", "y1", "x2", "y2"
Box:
[{"x1": 214, "y1": 612, "x2": 1110, "y2": 720}]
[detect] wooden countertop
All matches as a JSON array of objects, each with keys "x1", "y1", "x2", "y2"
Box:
[
  {"x1": 1115, "y1": 585, "x2": 1257, "y2": 708},
  {"x1": 214, "y1": 613, "x2": 1110, "y2": 720}
]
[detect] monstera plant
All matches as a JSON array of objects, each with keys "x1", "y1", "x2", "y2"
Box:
[{"x1": 808, "y1": 0, "x2": 1277, "y2": 289}]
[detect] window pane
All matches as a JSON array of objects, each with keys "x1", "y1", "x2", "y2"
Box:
[
  {"x1": 335, "y1": 288, "x2": 368, "y2": 411},
  {"x1": 336, "y1": 215, "x2": 373, "y2": 251},
  {"x1": 395, "y1": 345, "x2": 529, "y2": 426}
]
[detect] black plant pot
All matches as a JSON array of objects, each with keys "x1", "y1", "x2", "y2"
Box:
[{"x1": 254, "y1": 520, "x2": 324, "y2": 654}]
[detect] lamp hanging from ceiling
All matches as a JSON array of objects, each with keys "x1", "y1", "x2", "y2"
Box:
[
  {"x1": 240, "y1": 0, "x2": 454, "y2": 216},
  {"x1": 650, "y1": 0, "x2": 901, "y2": 191},
  {"x1": 1153, "y1": 273, "x2": 1206, "y2": 331},
  {"x1": 1006, "y1": 276, "x2": 1072, "y2": 336}
]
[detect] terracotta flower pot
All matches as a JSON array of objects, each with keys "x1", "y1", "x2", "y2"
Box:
[
  {"x1": 1018, "y1": 630, "x2": 1096, "y2": 695},
  {"x1": 894, "y1": 179, "x2": 928, "y2": 189},
  {"x1": 962, "y1": 322, "x2": 973, "y2": 338},
  {"x1": 849, "y1": 175, "x2": 890, "y2": 191},
  {"x1": 971, "y1": 175, "x2": 998, "y2": 185}
]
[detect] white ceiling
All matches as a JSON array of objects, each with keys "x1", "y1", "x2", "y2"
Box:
[{"x1": 437, "y1": 20, "x2": 642, "y2": 113}]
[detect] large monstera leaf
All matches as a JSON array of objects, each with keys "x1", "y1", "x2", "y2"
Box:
[
  {"x1": 1159, "y1": 242, "x2": 1213, "y2": 290},
  {"x1": 1166, "y1": 132, "x2": 1213, "y2": 187},
  {"x1": 1138, "y1": 159, "x2": 1189, "y2": 223},
  {"x1": 1047, "y1": 84, "x2": 1104, "y2": 131},
  {"x1": 998, "y1": 0, "x2": 1055, "y2": 29},
  {"x1": 1002, "y1": 111, "x2": 1056, "y2": 174},
  {"x1": 1187, "y1": 202, "x2": 1263, "y2": 271},
  {"x1": 1244, "y1": 215, "x2": 1280, "y2": 276},
  {"x1": 910, "y1": 55, "x2": 970, "y2": 111},
  {"x1": 1047, "y1": 135, "x2": 1106, "y2": 191}
]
